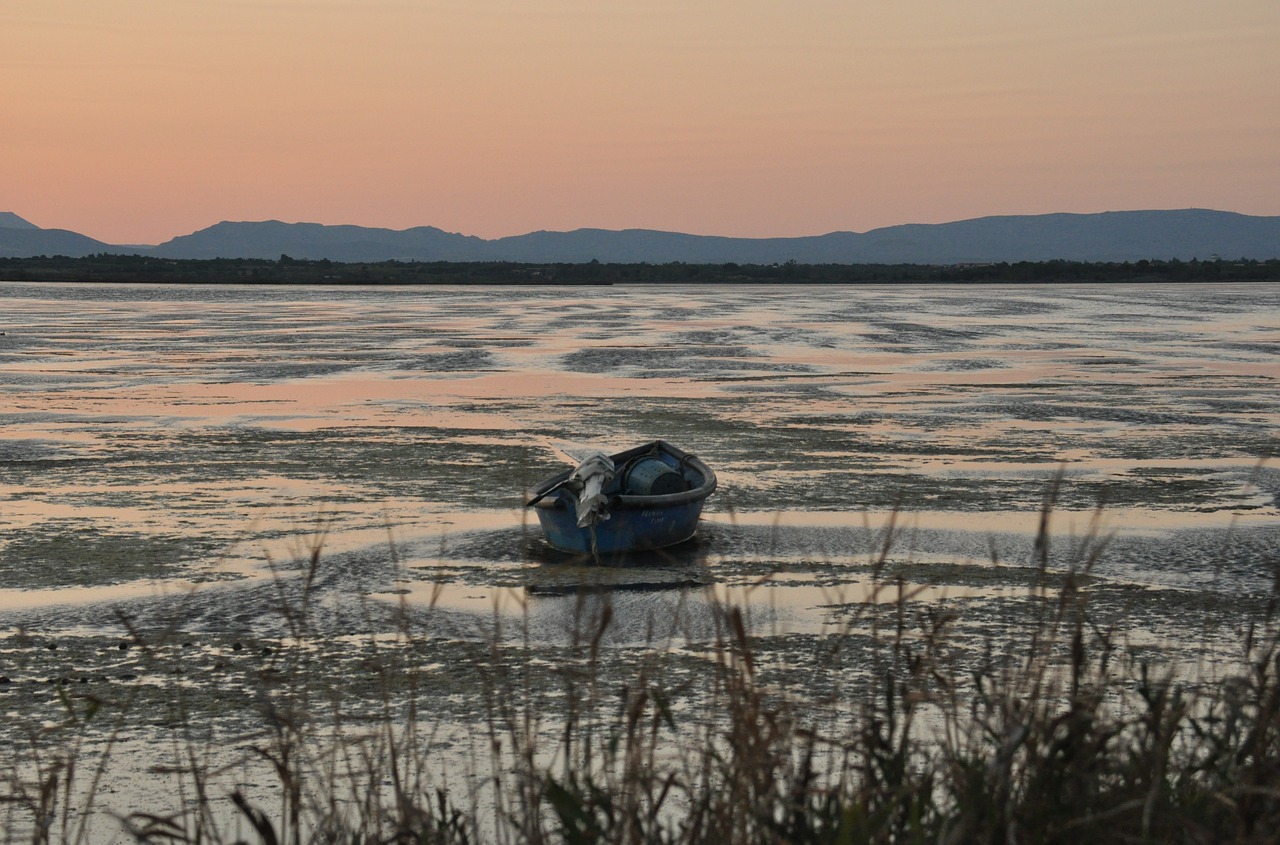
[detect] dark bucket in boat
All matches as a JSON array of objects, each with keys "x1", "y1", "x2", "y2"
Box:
[{"x1": 623, "y1": 457, "x2": 686, "y2": 496}]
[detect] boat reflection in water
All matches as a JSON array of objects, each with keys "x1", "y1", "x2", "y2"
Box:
[{"x1": 523, "y1": 535, "x2": 717, "y2": 597}]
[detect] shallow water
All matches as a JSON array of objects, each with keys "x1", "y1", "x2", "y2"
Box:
[
  {"x1": 0, "y1": 280, "x2": 1274, "y2": 617},
  {"x1": 0, "y1": 283, "x2": 1277, "y2": 639},
  {"x1": 2, "y1": 282, "x2": 1276, "y2": 625},
  {"x1": 2, "y1": 280, "x2": 1277, "y2": 835}
]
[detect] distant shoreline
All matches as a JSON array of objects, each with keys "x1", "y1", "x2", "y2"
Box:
[{"x1": 2, "y1": 255, "x2": 1278, "y2": 286}]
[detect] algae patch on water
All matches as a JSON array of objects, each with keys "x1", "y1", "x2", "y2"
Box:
[{"x1": 0, "y1": 522, "x2": 200, "y2": 589}]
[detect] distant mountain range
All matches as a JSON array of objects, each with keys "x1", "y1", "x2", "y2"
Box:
[{"x1": 3, "y1": 209, "x2": 1279, "y2": 264}]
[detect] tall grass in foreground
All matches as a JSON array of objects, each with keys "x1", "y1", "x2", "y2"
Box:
[{"x1": 4, "y1": 494, "x2": 1279, "y2": 845}]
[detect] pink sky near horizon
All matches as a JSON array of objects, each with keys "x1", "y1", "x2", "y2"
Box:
[{"x1": 4, "y1": 0, "x2": 1279, "y2": 245}]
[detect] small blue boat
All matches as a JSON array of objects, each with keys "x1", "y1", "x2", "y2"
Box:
[{"x1": 526, "y1": 440, "x2": 717, "y2": 557}]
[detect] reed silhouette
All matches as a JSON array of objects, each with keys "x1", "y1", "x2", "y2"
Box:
[{"x1": 4, "y1": 485, "x2": 1278, "y2": 845}]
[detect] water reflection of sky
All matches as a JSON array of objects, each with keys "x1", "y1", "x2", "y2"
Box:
[{"x1": 1, "y1": 281, "x2": 1277, "y2": 630}]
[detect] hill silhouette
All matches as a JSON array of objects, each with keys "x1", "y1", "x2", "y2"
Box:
[{"x1": 3, "y1": 209, "x2": 1278, "y2": 263}]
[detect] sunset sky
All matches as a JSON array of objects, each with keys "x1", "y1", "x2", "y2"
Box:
[{"x1": 5, "y1": 0, "x2": 1279, "y2": 245}]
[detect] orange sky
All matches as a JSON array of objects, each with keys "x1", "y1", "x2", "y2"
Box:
[{"x1": 5, "y1": 0, "x2": 1279, "y2": 245}]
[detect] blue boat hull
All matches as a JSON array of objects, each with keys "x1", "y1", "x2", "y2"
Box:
[
  {"x1": 535, "y1": 497, "x2": 707, "y2": 555},
  {"x1": 528, "y1": 441, "x2": 716, "y2": 556}
]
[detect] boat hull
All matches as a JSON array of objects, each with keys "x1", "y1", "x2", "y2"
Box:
[{"x1": 528, "y1": 441, "x2": 716, "y2": 556}]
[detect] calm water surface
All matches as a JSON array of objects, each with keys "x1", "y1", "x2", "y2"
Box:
[
  {"x1": 2, "y1": 281, "x2": 1278, "y2": 833},
  {"x1": 1, "y1": 282, "x2": 1277, "y2": 629}
]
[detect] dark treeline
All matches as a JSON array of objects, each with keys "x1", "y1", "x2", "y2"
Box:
[{"x1": 3, "y1": 253, "x2": 1279, "y2": 285}]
